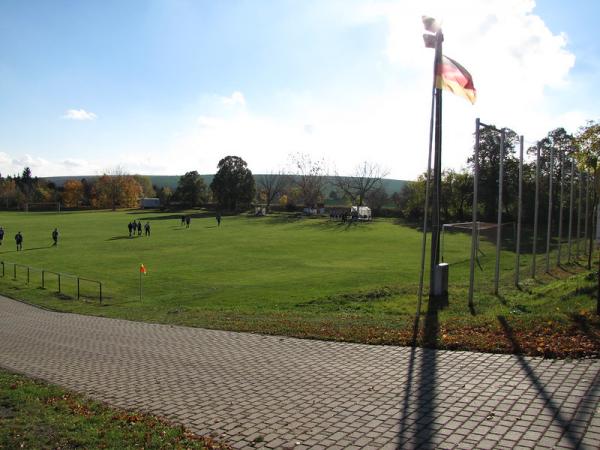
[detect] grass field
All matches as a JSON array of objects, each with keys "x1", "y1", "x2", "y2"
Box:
[
  {"x1": 0, "y1": 369, "x2": 226, "y2": 449},
  {"x1": 0, "y1": 209, "x2": 598, "y2": 357}
]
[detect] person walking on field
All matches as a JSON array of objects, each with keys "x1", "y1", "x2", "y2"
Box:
[
  {"x1": 15, "y1": 231, "x2": 23, "y2": 251},
  {"x1": 52, "y1": 228, "x2": 59, "y2": 246},
  {"x1": 216, "y1": 212, "x2": 221, "y2": 227},
  {"x1": 128, "y1": 222, "x2": 133, "y2": 237},
  {"x1": 181, "y1": 215, "x2": 185, "y2": 226},
  {"x1": 144, "y1": 222, "x2": 150, "y2": 236},
  {"x1": 185, "y1": 215, "x2": 191, "y2": 228},
  {"x1": 0, "y1": 226, "x2": 4, "y2": 245},
  {"x1": 137, "y1": 220, "x2": 142, "y2": 236}
]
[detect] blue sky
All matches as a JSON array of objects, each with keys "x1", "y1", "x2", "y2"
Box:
[{"x1": 0, "y1": 0, "x2": 598, "y2": 179}]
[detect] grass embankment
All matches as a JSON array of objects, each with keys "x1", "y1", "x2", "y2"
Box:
[
  {"x1": 0, "y1": 369, "x2": 228, "y2": 449},
  {"x1": 0, "y1": 209, "x2": 598, "y2": 357}
]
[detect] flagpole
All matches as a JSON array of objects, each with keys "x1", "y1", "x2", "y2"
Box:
[
  {"x1": 429, "y1": 29, "x2": 444, "y2": 297},
  {"x1": 415, "y1": 80, "x2": 437, "y2": 330}
]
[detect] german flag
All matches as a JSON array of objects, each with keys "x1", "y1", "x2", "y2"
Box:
[
  {"x1": 436, "y1": 55, "x2": 476, "y2": 105},
  {"x1": 140, "y1": 264, "x2": 147, "y2": 275}
]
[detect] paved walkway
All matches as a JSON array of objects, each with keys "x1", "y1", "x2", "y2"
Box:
[{"x1": 0, "y1": 297, "x2": 599, "y2": 449}]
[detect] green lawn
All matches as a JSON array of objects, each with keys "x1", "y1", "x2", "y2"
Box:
[
  {"x1": 0, "y1": 369, "x2": 225, "y2": 449},
  {"x1": 0, "y1": 209, "x2": 597, "y2": 357}
]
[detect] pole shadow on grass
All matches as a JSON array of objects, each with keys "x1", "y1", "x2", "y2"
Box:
[
  {"x1": 23, "y1": 245, "x2": 55, "y2": 251},
  {"x1": 497, "y1": 315, "x2": 589, "y2": 448},
  {"x1": 133, "y1": 211, "x2": 218, "y2": 221},
  {"x1": 397, "y1": 293, "x2": 445, "y2": 448}
]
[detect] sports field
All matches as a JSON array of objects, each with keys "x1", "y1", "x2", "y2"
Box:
[{"x1": 0, "y1": 209, "x2": 597, "y2": 356}]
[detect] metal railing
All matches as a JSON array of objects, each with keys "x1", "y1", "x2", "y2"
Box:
[{"x1": 1, "y1": 261, "x2": 103, "y2": 303}]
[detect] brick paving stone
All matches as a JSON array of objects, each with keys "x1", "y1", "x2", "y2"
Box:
[{"x1": 0, "y1": 296, "x2": 598, "y2": 449}]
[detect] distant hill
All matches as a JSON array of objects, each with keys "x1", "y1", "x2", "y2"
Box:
[{"x1": 42, "y1": 175, "x2": 409, "y2": 195}]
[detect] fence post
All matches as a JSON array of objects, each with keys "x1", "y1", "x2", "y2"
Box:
[
  {"x1": 531, "y1": 143, "x2": 541, "y2": 277},
  {"x1": 515, "y1": 136, "x2": 524, "y2": 286},
  {"x1": 494, "y1": 129, "x2": 505, "y2": 295},
  {"x1": 99, "y1": 282, "x2": 103, "y2": 304},
  {"x1": 545, "y1": 145, "x2": 554, "y2": 273},
  {"x1": 27, "y1": 267, "x2": 30, "y2": 284},
  {"x1": 77, "y1": 278, "x2": 80, "y2": 300}
]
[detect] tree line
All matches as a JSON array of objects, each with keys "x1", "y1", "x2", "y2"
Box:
[
  {"x1": 3, "y1": 121, "x2": 597, "y2": 215},
  {"x1": 394, "y1": 121, "x2": 600, "y2": 226},
  {"x1": 0, "y1": 155, "x2": 391, "y2": 212}
]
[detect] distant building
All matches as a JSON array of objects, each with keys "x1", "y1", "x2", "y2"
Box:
[{"x1": 140, "y1": 198, "x2": 160, "y2": 209}]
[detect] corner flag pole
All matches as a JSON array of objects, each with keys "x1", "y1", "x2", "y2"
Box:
[{"x1": 139, "y1": 263, "x2": 146, "y2": 302}]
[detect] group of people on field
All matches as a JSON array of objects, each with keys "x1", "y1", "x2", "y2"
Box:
[
  {"x1": 180, "y1": 213, "x2": 221, "y2": 227},
  {"x1": 180, "y1": 215, "x2": 191, "y2": 228},
  {"x1": 128, "y1": 220, "x2": 151, "y2": 237},
  {"x1": 0, "y1": 226, "x2": 59, "y2": 251}
]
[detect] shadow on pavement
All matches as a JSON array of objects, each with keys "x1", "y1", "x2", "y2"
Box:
[
  {"x1": 398, "y1": 293, "x2": 446, "y2": 448},
  {"x1": 498, "y1": 315, "x2": 588, "y2": 449}
]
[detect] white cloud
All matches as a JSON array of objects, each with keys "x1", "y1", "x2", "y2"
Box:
[
  {"x1": 220, "y1": 91, "x2": 246, "y2": 107},
  {"x1": 62, "y1": 109, "x2": 98, "y2": 121},
  {"x1": 5, "y1": 1, "x2": 586, "y2": 180},
  {"x1": 197, "y1": 115, "x2": 225, "y2": 128}
]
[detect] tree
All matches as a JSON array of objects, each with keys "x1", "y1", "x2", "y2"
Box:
[
  {"x1": 121, "y1": 177, "x2": 144, "y2": 207},
  {"x1": 133, "y1": 175, "x2": 156, "y2": 198},
  {"x1": 210, "y1": 156, "x2": 256, "y2": 210},
  {"x1": 397, "y1": 176, "x2": 427, "y2": 220},
  {"x1": 575, "y1": 121, "x2": 600, "y2": 274},
  {"x1": 469, "y1": 126, "x2": 519, "y2": 221},
  {"x1": 157, "y1": 186, "x2": 173, "y2": 207},
  {"x1": 365, "y1": 185, "x2": 389, "y2": 213},
  {"x1": 15, "y1": 167, "x2": 35, "y2": 205},
  {"x1": 174, "y1": 171, "x2": 207, "y2": 207},
  {"x1": 61, "y1": 179, "x2": 84, "y2": 208},
  {"x1": 0, "y1": 178, "x2": 18, "y2": 208},
  {"x1": 333, "y1": 162, "x2": 388, "y2": 206},
  {"x1": 80, "y1": 178, "x2": 94, "y2": 206},
  {"x1": 93, "y1": 168, "x2": 142, "y2": 209},
  {"x1": 256, "y1": 171, "x2": 289, "y2": 212},
  {"x1": 289, "y1": 153, "x2": 328, "y2": 208}
]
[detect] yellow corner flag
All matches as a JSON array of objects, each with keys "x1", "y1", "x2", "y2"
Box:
[{"x1": 140, "y1": 263, "x2": 147, "y2": 275}]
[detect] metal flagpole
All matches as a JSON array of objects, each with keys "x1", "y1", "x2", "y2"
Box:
[
  {"x1": 531, "y1": 143, "x2": 541, "y2": 277},
  {"x1": 515, "y1": 135, "x2": 524, "y2": 286},
  {"x1": 494, "y1": 129, "x2": 505, "y2": 294},
  {"x1": 429, "y1": 30, "x2": 444, "y2": 297},
  {"x1": 567, "y1": 159, "x2": 575, "y2": 263},
  {"x1": 576, "y1": 169, "x2": 583, "y2": 259},
  {"x1": 557, "y1": 150, "x2": 565, "y2": 266},
  {"x1": 468, "y1": 119, "x2": 480, "y2": 307},
  {"x1": 545, "y1": 146, "x2": 554, "y2": 272},
  {"x1": 415, "y1": 83, "x2": 436, "y2": 325}
]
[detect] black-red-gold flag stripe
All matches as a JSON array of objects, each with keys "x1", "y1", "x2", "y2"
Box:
[{"x1": 435, "y1": 55, "x2": 476, "y2": 104}]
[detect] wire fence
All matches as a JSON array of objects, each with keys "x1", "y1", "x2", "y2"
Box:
[{"x1": 0, "y1": 261, "x2": 103, "y2": 303}]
